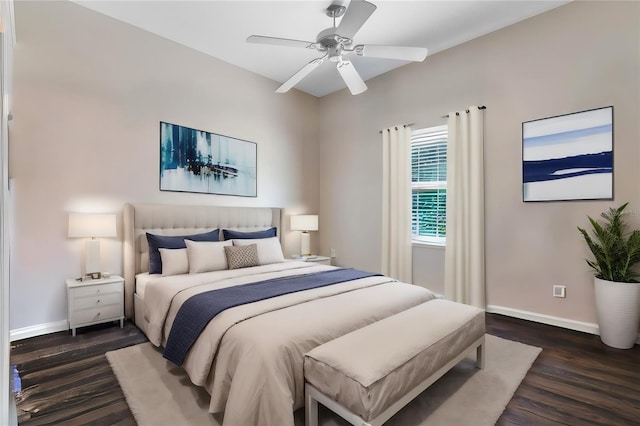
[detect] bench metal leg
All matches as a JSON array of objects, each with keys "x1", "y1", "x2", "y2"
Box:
[
  {"x1": 305, "y1": 384, "x2": 318, "y2": 426},
  {"x1": 306, "y1": 383, "x2": 373, "y2": 426},
  {"x1": 476, "y1": 342, "x2": 485, "y2": 370}
]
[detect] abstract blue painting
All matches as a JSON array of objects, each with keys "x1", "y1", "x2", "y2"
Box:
[
  {"x1": 522, "y1": 106, "x2": 613, "y2": 202},
  {"x1": 160, "y1": 122, "x2": 257, "y2": 197}
]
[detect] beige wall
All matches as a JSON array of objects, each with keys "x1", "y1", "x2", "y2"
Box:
[
  {"x1": 318, "y1": 1, "x2": 640, "y2": 325},
  {"x1": 9, "y1": 1, "x2": 319, "y2": 330}
]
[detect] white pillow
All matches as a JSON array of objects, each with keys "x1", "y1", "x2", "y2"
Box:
[
  {"x1": 232, "y1": 237, "x2": 285, "y2": 265},
  {"x1": 158, "y1": 248, "x2": 189, "y2": 276},
  {"x1": 185, "y1": 239, "x2": 232, "y2": 273}
]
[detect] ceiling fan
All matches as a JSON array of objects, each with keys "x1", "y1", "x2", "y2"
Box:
[{"x1": 247, "y1": 0, "x2": 428, "y2": 95}]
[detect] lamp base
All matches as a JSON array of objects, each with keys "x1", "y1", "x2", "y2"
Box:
[
  {"x1": 300, "y1": 232, "x2": 311, "y2": 257},
  {"x1": 85, "y1": 239, "x2": 101, "y2": 277}
]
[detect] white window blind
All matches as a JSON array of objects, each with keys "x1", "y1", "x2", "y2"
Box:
[{"x1": 411, "y1": 125, "x2": 448, "y2": 245}]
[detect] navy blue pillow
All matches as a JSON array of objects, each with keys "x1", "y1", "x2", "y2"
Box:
[
  {"x1": 222, "y1": 227, "x2": 277, "y2": 241},
  {"x1": 146, "y1": 229, "x2": 219, "y2": 274}
]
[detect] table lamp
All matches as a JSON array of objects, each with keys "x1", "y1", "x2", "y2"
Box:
[
  {"x1": 291, "y1": 215, "x2": 318, "y2": 256},
  {"x1": 68, "y1": 213, "x2": 117, "y2": 279}
]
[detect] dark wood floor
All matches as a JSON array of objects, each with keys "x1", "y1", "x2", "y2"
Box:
[
  {"x1": 9, "y1": 314, "x2": 640, "y2": 425},
  {"x1": 490, "y1": 314, "x2": 640, "y2": 426},
  {"x1": 10, "y1": 322, "x2": 147, "y2": 426}
]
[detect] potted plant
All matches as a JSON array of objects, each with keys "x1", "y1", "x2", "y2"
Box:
[{"x1": 578, "y1": 202, "x2": 640, "y2": 349}]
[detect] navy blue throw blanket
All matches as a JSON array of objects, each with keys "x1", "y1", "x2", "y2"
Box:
[{"x1": 163, "y1": 268, "x2": 381, "y2": 365}]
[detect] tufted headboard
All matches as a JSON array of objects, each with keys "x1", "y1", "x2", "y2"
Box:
[{"x1": 122, "y1": 203, "x2": 282, "y2": 319}]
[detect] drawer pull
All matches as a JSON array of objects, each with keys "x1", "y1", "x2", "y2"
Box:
[
  {"x1": 96, "y1": 300, "x2": 101, "y2": 304},
  {"x1": 97, "y1": 289, "x2": 101, "y2": 293},
  {"x1": 95, "y1": 312, "x2": 101, "y2": 318}
]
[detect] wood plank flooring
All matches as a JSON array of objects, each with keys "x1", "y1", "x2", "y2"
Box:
[
  {"x1": 10, "y1": 314, "x2": 640, "y2": 425},
  {"x1": 10, "y1": 322, "x2": 146, "y2": 426},
  {"x1": 488, "y1": 314, "x2": 640, "y2": 425}
]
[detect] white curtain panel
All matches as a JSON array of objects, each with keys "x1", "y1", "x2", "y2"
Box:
[
  {"x1": 444, "y1": 107, "x2": 485, "y2": 307},
  {"x1": 381, "y1": 125, "x2": 413, "y2": 282}
]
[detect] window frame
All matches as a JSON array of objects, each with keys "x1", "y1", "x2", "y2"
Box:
[{"x1": 411, "y1": 125, "x2": 448, "y2": 246}]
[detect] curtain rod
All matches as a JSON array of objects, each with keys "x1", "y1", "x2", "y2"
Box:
[
  {"x1": 378, "y1": 105, "x2": 487, "y2": 134},
  {"x1": 378, "y1": 123, "x2": 415, "y2": 134},
  {"x1": 442, "y1": 105, "x2": 486, "y2": 118}
]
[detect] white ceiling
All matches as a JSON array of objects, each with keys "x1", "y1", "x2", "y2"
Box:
[{"x1": 73, "y1": 0, "x2": 569, "y2": 97}]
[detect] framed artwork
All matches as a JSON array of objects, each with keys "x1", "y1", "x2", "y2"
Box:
[
  {"x1": 522, "y1": 106, "x2": 613, "y2": 202},
  {"x1": 160, "y1": 122, "x2": 257, "y2": 197}
]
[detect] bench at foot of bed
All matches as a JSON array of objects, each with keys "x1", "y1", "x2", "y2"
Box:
[{"x1": 303, "y1": 299, "x2": 485, "y2": 426}]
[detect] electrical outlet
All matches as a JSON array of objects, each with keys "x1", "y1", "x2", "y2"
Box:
[
  {"x1": 553, "y1": 285, "x2": 566, "y2": 298},
  {"x1": 330, "y1": 248, "x2": 336, "y2": 258}
]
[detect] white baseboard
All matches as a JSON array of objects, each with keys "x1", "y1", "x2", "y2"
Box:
[
  {"x1": 9, "y1": 320, "x2": 68, "y2": 342},
  {"x1": 486, "y1": 305, "x2": 640, "y2": 345}
]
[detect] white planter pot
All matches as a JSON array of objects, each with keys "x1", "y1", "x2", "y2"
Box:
[{"x1": 594, "y1": 277, "x2": 640, "y2": 349}]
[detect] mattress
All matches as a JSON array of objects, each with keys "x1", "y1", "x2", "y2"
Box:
[{"x1": 134, "y1": 272, "x2": 161, "y2": 298}]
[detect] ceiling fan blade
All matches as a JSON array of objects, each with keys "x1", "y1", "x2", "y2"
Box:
[
  {"x1": 336, "y1": 60, "x2": 367, "y2": 95},
  {"x1": 337, "y1": 0, "x2": 377, "y2": 40},
  {"x1": 355, "y1": 44, "x2": 428, "y2": 62},
  {"x1": 276, "y1": 57, "x2": 326, "y2": 93},
  {"x1": 247, "y1": 35, "x2": 316, "y2": 49}
]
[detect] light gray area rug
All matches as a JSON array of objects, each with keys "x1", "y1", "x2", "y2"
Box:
[{"x1": 106, "y1": 334, "x2": 541, "y2": 426}]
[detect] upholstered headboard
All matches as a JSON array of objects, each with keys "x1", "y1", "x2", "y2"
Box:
[{"x1": 122, "y1": 203, "x2": 282, "y2": 319}]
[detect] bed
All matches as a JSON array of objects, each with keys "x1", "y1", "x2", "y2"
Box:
[{"x1": 123, "y1": 203, "x2": 438, "y2": 426}]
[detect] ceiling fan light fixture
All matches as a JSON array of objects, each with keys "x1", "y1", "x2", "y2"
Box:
[{"x1": 328, "y1": 46, "x2": 342, "y2": 62}]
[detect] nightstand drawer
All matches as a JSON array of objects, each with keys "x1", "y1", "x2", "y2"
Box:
[
  {"x1": 72, "y1": 292, "x2": 121, "y2": 310},
  {"x1": 73, "y1": 282, "x2": 122, "y2": 298},
  {"x1": 70, "y1": 304, "x2": 122, "y2": 326}
]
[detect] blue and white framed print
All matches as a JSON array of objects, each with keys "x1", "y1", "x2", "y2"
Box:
[
  {"x1": 160, "y1": 122, "x2": 257, "y2": 197},
  {"x1": 522, "y1": 106, "x2": 613, "y2": 202}
]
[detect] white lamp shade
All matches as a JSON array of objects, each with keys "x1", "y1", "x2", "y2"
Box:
[
  {"x1": 290, "y1": 215, "x2": 319, "y2": 232},
  {"x1": 68, "y1": 213, "x2": 117, "y2": 238}
]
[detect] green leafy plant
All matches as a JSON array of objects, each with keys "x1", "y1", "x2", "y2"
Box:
[{"x1": 578, "y1": 202, "x2": 640, "y2": 282}]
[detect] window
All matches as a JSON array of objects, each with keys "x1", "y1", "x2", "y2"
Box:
[{"x1": 411, "y1": 125, "x2": 448, "y2": 245}]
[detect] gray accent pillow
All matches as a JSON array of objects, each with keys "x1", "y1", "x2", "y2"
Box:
[{"x1": 224, "y1": 244, "x2": 260, "y2": 270}]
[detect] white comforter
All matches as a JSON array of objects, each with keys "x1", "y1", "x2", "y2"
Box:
[{"x1": 143, "y1": 262, "x2": 436, "y2": 426}]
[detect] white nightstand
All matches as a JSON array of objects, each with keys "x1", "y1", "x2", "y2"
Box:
[
  {"x1": 291, "y1": 255, "x2": 332, "y2": 266},
  {"x1": 66, "y1": 275, "x2": 125, "y2": 336}
]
